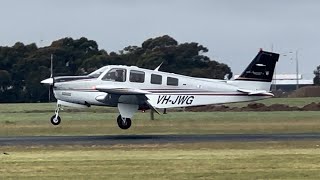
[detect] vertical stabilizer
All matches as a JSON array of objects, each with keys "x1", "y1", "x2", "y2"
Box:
[
  {"x1": 231, "y1": 50, "x2": 279, "y2": 91},
  {"x1": 236, "y1": 50, "x2": 279, "y2": 82}
]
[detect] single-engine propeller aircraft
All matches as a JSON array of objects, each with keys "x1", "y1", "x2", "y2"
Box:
[{"x1": 41, "y1": 50, "x2": 279, "y2": 129}]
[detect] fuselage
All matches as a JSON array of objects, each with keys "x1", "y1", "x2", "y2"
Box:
[{"x1": 52, "y1": 65, "x2": 272, "y2": 108}]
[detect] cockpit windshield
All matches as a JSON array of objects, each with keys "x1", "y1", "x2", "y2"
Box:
[
  {"x1": 102, "y1": 68, "x2": 126, "y2": 82},
  {"x1": 88, "y1": 66, "x2": 109, "y2": 78}
]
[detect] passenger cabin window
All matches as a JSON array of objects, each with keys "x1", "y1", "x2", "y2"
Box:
[
  {"x1": 102, "y1": 68, "x2": 126, "y2": 82},
  {"x1": 151, "y1": 74, "x2": 162, "y2": 84},
  {"x1": 130, "y1": 70, "x2": 145, "y2": 83},
  {"x1": 167, "y1": 77, "x2": 178, "y2": 86}
]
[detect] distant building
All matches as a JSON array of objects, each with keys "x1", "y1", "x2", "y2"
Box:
[
  {"x1": 271, "y1": 74, "x2": 313, "y2": 91},
  {"x1": 234, "y1": 74, "x2": 313, "y2": 92}
]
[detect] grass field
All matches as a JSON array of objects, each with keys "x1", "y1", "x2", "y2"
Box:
[
  {"x1": 1, "y1": 142, "x2": 320, "y2": 179},
  {"x1": 0, "y1": 97, "x2": 320, "y2": 136},
  {"x1": 1, "y1": 111, "x2": 320, "y2": 136},
  {"x1": 227, "y1": 97, "x2": 320, "y2": 108},
  {"x1": 1, "y1": 98, "x2": 320, "y2": 179}
]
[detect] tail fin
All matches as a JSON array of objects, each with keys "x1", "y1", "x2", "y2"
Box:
[
  {"x1": 231, "y1": 50, "x2": 279, "y2": 91},
  {"x1": 236, "y1": 50, "x2": 279, "y2": 82}
]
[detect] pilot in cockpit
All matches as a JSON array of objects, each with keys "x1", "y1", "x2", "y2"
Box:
[
  {"x1": 102, "y1": 69, "x2": 125, "y2": 82},
  {"x1": 115, "y1": 70, "x2": 124, "y2": 82}
]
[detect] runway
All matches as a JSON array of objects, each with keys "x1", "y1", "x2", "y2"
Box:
[{"x1": 1, "y1": 133, "x2": 320, "y2": 146}]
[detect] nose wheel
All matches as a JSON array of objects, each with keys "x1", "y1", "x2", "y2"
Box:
[
  {"x1": 50, "y1": 104, "x2": 62, "y2": 125},
  {"x1": 117, "y1": 115, "x2": 132, "y2": 129},
  {"x1": 50, "y1": 115, "x2": 61, "y2": 125}
]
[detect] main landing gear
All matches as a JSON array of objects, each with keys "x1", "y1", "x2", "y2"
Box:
[
  {"x1": 48, "y1": 102, "x2": 137, "y2": 130},
  {"x1": 117, "y1": 115, "x2": 132, "y2": 129},
  {"x1": 116, "y1": 103, "x2": 138, "y2": 130},
  {"x1": 50, "y1": 104, "x2": 61, "y2": 125}
]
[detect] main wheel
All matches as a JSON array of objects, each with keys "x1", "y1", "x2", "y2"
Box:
[
  {"x1": 50, "y1": 115, "x2": 61, "y2": 125},
  {"x1": 117, "y1": 115, "x2": 132, "y2": 129}
]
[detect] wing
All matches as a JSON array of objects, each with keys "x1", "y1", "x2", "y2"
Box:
[
  {"x1": 94, "y1": 85, "x2": 160, "y2": 114},
  {"x1": 94, "y1": 85, "x2": 151, "y2": 95},
  {"x1": 237, "y1": 88, "x2": 274, "y2": 96}
]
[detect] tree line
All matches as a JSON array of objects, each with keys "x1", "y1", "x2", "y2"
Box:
[
  {"x1": 314, "y1": 66, "x2": 320, "y2": 85},
  {"x1": 0, "y1": 35, "x2": 232, "y2": 103}
]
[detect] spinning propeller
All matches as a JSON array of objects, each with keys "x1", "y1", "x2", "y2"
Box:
[{"x1": 41, "y1": 54, "x2": 55, "y2": 102}]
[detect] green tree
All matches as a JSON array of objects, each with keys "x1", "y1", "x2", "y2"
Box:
[
  {"x1": 135, "y1": 36, "x2": 232, "y2": 79},
  {"x1": 0, "y1": 35, "x2": 233, "y2": 102},
  {"x1": 0, "y1": 70, "x2": 11, "y2": 91},
  {"x1": 313, "y1": 65, "x2": 320, "y2": 85},
  {"x1": 142, "y1": 35, "x2": 178, "y2": 50}
]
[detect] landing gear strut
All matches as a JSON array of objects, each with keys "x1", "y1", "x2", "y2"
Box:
[
  {"x1": 117, "y1": 115, "x2": 131, "y2": 129},
  {"x1": 50, "y1": 104, "x2": 61, "y2": 125}
]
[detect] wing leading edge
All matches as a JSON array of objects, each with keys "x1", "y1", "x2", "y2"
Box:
[{"x1": 94, "y1": 85, "x2": 151, "y2": 95}]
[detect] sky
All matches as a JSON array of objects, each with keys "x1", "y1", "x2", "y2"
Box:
[{"x1": 1, "y1": 0, "x2": 319, "y2": 78}]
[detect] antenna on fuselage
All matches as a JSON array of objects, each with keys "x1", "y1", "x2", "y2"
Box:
[{"x1": 154, "y1": 62, "x2": 163, "y2": 71}]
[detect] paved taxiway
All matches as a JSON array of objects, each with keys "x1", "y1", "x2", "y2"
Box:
[{"x1": 1, "y1": 133, "x2": 320, "y2": 146}]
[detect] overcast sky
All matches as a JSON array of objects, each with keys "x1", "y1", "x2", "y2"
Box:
[{"x1": 1, "y1": 0, "x2": 319, "y2": 78}]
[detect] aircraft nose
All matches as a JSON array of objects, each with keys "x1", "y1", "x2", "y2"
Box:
[{"x1": 41, "y1": 78, "x2": 54, "y2": 84}]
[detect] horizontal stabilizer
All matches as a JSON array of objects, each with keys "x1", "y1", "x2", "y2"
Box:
[
  {"x1": 95, "y1": 85, "x2": 151, "y2": 95},
  {"x1": 237, "y1": 88, "x2": 274, "y2": 96}
]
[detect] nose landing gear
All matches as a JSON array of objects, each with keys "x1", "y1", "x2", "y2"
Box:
[{"x1": 50, "y1": 104, "x2": 62, "y2": 125}]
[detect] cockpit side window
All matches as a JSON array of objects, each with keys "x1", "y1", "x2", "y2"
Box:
[
  {"x1": 167, "y1": 77, "x2": 179, "y2": 86},
  {"x1": 102, "y1": 68, "x2": 126, "y2": 82},
  {"x1": 151, "y1": 74, "x2": 162, "y2": 84},
  {"x1": 130, "y1": 70, "x2": 145, "y2": 83}
]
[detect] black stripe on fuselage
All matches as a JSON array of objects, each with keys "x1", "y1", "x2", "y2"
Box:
[
  {"x1": 55, "y1": 76, "x2": 96, "y2": 83},
  {"x1": 54, "y1": 88, "x2": 272, "y2": 97}
]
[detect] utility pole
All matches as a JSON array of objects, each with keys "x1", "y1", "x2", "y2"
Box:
[
  {"x1": 150, "y1": 109, "x2": 154, "y2": 120},
  {"x1": 286, "y1": 50, "x2": 300, "y2": 91},
  {"x1": 295, "y1": 50, "x2": 299, "y2": 90},
  {"x1": 271, "y1": 44, "x2": 277, "y2": 91}
]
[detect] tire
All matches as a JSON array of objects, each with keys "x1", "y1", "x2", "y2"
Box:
[
  {"x1": 50, "y1": 115, "x2": 61, "y2": 125},
  {"x1": 117, "y1": 115, "x2": 132, "y2": 129}
]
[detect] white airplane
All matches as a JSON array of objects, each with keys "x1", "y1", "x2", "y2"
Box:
[{"x1": 41, "y1": 50, "x2": 279, "y2": 129}]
